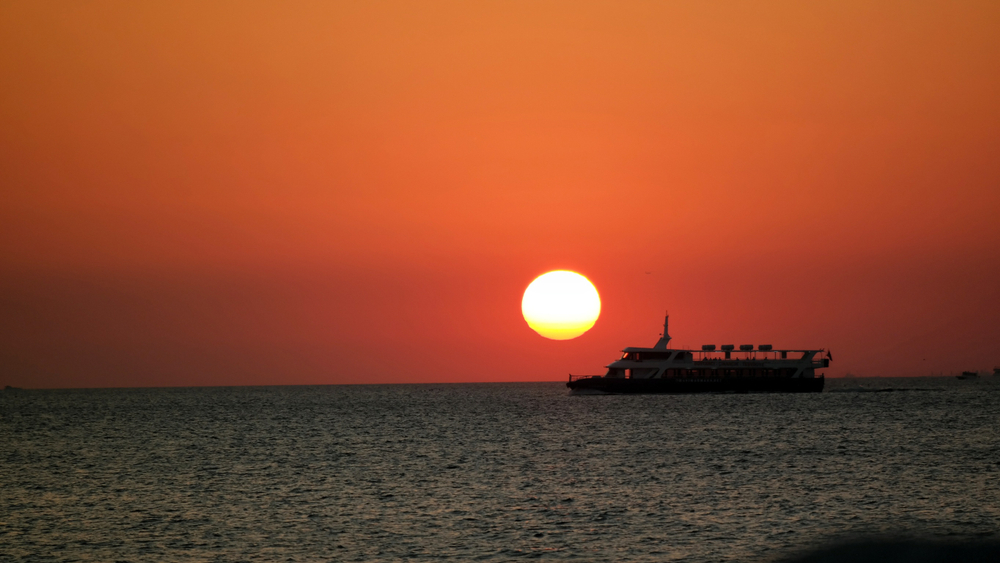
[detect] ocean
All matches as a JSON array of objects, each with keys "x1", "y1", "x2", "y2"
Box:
[{"x1": 2, "y1": 377, "x2": 998, "y2": 562}]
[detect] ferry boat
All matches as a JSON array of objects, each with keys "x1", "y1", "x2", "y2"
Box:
[{"x1": 567, "y1": 315, "x2": 827, "y2": 394}]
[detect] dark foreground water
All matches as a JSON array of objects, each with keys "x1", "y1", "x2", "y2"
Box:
[{"x1": 2, "y1": 377, "x2": 998, "y2": 562}]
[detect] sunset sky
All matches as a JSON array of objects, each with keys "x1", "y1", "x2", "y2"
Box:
[{"x1": 2, "y1": 1, "x2": 998, "y2": 388}]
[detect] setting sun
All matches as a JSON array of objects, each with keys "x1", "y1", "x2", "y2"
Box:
[{"x1": 521, "y1": 271, "x2": 601, "y2": 340}]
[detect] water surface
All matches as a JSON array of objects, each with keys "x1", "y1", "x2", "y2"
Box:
[{"x1": 2, "y1": 377, "x2": 998, "y2": 561}]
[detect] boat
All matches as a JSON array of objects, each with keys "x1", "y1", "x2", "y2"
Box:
[
  {"x1": 567, "y1": 315, "x2": 827, "y2": 394},
  {"x1": 956, "y1": 371, "x2": 979, "y2": 380}
]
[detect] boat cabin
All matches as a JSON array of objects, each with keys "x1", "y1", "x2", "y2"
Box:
[{"x1": 601, "y1": 315, "x2": 827, "y2": 380}]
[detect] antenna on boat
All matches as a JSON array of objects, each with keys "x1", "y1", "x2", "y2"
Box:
[{"x1": 653, "y1": 311, "x2": 671, "y2": 349}]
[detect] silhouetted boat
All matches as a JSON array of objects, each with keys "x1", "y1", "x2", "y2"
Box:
[
  {"x1": 956, "y1": 371, "x2": 979, "y2": 380},
  {"x1": 567, "y1": 315, "x2": 827, "y2": 394}
]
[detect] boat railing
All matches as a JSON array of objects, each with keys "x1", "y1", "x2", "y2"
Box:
[{"x1": 568, "y1": 374, "x2": 604, "y2": 382}]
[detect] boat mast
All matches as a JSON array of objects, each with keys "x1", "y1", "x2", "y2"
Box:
[{"x1": 653, "y1": 313, "x2": 671, "y2": 349}]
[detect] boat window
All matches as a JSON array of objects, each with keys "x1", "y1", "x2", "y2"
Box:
[
  {"x1": 635, "y1": 351, "x2": 672, "y2": 360},
  {"x1": 621, "y1": 352, "x2": 632, "y2": 360}
]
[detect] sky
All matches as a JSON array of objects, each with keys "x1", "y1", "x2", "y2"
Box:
[{"x1": 2, "y1": 1, "x2": 999, "y2": 388}]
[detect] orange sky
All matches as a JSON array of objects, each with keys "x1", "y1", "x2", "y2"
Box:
[{"x1": 2, "y1": 1, "x2": 998, "y2": 387}]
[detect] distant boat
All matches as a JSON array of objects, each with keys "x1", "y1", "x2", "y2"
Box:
[
  {"x1": 994, "y1": 367, "x2": 1000, "y2": 377},
  {"x1": 956, "y1": 371, "x2": 979, "y2": 380}
]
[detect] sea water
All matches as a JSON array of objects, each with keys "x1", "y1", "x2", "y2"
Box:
[{"x1": 2, "y1": 377, "x2": 998, "y2": 562}]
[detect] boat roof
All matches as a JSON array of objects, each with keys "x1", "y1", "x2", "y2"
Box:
[
  {"x1": 627, "y1": 315, "x2": 825, "y2": 355},
  {"x1": 623, "y1": 347, "x2": 823, "y2": 353}
]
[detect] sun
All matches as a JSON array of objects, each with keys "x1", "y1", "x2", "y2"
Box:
[{"x1": 521, "y1": 270, "x2": 601, "y2": 340}]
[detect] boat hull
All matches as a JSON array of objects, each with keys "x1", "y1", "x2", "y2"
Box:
[{"x1": 567, "y1": 376, "x2": 824, "y2": 394}]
